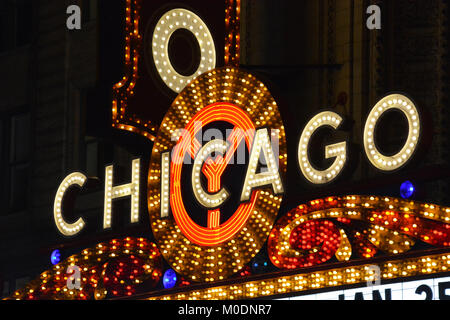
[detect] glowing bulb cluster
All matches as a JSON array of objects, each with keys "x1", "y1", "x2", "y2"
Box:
[
  {"x1": 160, "y1": 152, "x2": 170, "y2": 218},
  {"x1": 224, "y1": 0, "x2": 241, "y2": 66},
  {"x1": 298, "y1": 111, "x2": 347, "y2": 184},
  {"x1": 152, "y1": 8, "x2": 216, "y2": 93},
  {"x1": 8, "y1": 238, "x2": 162, "y2": 300},
  {"x1": 268, "y1": 195, "x2": 450, "y2": 270},
  {"x1": 147, "y1": 252, "x2": 450, "y2": 300},
  {"x1": 240, "y1": 128, "x2": 284, "y2": 201},
  {"x1": 364, "y1": 94, "x2": 420, "y2": 170},
  {"x1": 53, "y1": 173, "x2": 87, "y2": 236},
  {"x1": 286, "y1": 220, "x2": 341, "y2": 268},
  {"x1": 148, "y1": 67, "x2": 287, "y2": 282},
  {"x1": 111, "y1": 0, "x2": 157, "y2": 142},
  {"x1": 335, "y1": 229, "x2": 352, "y2": 262},
  {"x1": 104, "y1": 159, "x2": 141, "y2": 229},
  {"x1": 192, "y1": 139, "x2": 230, "y2": 208}
]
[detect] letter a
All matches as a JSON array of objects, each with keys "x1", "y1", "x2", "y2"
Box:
[
  {"x1": 366, "y1": 5, "x2": 381, "y2": 30},
  {"x1": 240, "y1": 129, "x2": 283, "y2": 201},
  {"x1": 66, "y1": 5, "x2": 81, "y2": 30}
]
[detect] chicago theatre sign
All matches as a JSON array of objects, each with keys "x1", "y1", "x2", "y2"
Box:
[{"x1": 10, "y1": 0, "x2": 450, "y2": 300}]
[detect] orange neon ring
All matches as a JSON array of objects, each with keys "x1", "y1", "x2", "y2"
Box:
[{"x1": 170, "y1": 102, "x2": 258, "y2": 246}]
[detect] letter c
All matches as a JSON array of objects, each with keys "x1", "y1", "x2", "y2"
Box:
[{"x1": 53, "y1": 173, "x2": 87, "y2": 236}]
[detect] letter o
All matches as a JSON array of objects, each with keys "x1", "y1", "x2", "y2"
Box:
[
  {"x1": 363, "y1": 94, "x2": 421, "y2": 171},
  {"x1": 151, "y1": 8, "x2": 216, "y2": 93}
]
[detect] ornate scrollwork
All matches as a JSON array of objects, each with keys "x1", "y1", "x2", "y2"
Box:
[
  {"x1": 7, "y1": 238, "x2": 163, "y2": 300},
  {"x1": 268, "y1": 195, "x2": 450, "y2": 270}
]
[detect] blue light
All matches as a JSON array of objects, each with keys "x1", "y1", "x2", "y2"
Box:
[
  {"x1": 50, "y1": 249, "x2": 61, "y2": 265},
  {"x1": 400, "y1": 181, "x2": 415, "y2": 199},
  {"x1": 163, "y1": 269, "x2": 177, "y2": 289}
]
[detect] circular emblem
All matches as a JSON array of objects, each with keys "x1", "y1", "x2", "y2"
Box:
[
  {"x1": 170, "y1": 102, "x2": 257, "y2": 246},
  {"x1": 148, "y1": 67, "x2": 287, "y2": 282}
]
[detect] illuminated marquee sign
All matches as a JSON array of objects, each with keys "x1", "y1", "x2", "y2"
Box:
[
  {"x1": 31, "y1": 0, "x2": 450, "y2": 301},
  {"x1": 147, "y1": 67, "x2": 287, "y2": 282},
  {"x1": 111, "y1": 0, "x2": 239, "y2": 140}
]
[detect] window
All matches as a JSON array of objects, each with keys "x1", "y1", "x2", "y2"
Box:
[
  {"x1": 82, "y1": 136, "x2": 113, "y2": 180},
  {"x1": 1, "y1": 280, "x2": 9, "y2": 298},
  {"x1": 85, "y1": 136, "x2": 99, "y2": 177},
  {"x1": 0, "y1": 111, "x2": 31, "y2": 215},
  {"x1": 0, "y1": 0, "x2": 33, "y2": 52}
]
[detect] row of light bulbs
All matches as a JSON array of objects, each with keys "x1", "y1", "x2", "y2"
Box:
[{"x1": 148, "y1": 253, "x2": 450, "y2": 300}]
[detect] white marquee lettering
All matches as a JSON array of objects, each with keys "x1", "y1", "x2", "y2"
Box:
[
  {"x1": 240, "y1": 128, "x2": 284, "y2": 202},
  {"x1": 298, "y1": 111, "x2": 347, "y2": 184},
  {"x1": 103, "y1": 159, "x2": 141, "y2": 229}
]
